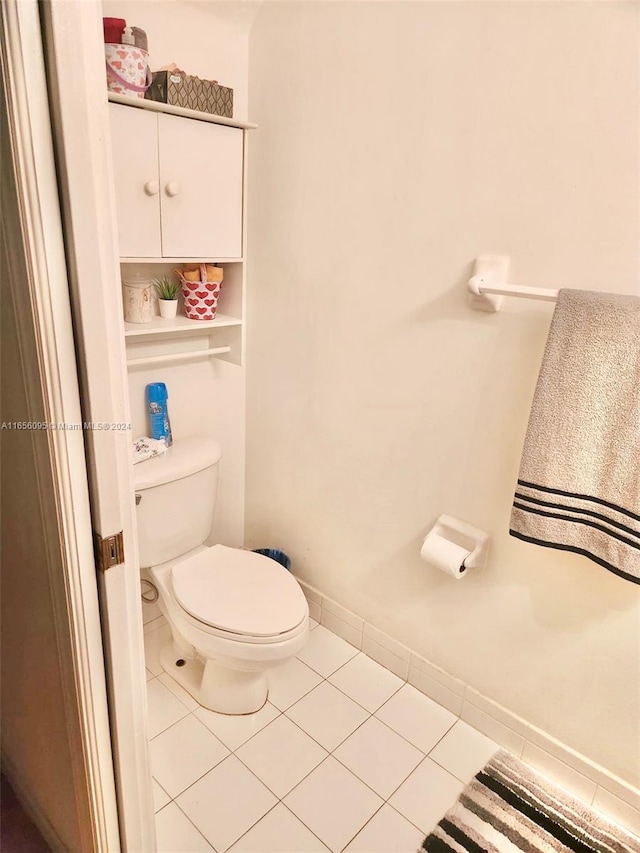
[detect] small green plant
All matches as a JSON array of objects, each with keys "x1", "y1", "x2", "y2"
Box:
[{"x1": 153, "y1": 276, "x2": 181, "y2": 301}]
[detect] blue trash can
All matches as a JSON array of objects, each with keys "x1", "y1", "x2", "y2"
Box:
[{"x1": 252, "y1": 548, "x2": 292, "y2": 571}]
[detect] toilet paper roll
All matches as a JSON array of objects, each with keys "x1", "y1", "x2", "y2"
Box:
[{"x1": 420, "y1": 533, "x2": 470, "y2": 579}]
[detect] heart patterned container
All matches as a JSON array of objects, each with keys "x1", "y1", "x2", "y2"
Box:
[
  {"x1": 105, "y1": 43, "x2": 151, "y2": 98},
  {"x1": 176, "y1": 264, "x2": 223, "y2": 320}
]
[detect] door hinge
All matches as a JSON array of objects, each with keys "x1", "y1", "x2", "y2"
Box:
[{"x1": 94, "y1": 530, "x2": 125, "y2": 572}]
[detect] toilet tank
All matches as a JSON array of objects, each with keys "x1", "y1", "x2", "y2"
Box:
[{"x1": 133, "y1": 437, "x2": 222, "y2": 567}]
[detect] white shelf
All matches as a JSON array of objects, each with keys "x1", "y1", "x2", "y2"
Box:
[
  {"x1": 120, "y1": 257, "x2": 244, "y2": 265},
  {"x1": 124, "y1": 313, "x2": 241, "y2": 338},
  {"x1": 108, "y1": 92, "x2": 257, "y2": 130}
]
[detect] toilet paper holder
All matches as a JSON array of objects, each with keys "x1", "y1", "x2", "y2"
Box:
[{"x1": 426, "y1": 514, "x2": 489, "y2": 570}]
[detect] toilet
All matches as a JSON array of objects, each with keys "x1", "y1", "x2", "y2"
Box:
[{"x1": 135, "y1": 437, "x2": 309, "y2": 714}]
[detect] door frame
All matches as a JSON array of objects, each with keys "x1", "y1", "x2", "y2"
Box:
[
  {"x1": 1, "y1": 0, "x2": 121, "y2": 849},
  {"x1": 3, "y1": 0, "x2": 156, "y2": 849}
]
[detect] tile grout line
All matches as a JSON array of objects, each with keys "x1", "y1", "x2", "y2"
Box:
[
  {"x1": 307, "y1": 589, "x2": 640, "y2": 812},
  {"x1": 279, "y1": 801, "x2": 333, "y2": 853},
  {"x1": 149, "y1": 645, "x2": 465, "y2": 846},
  {"x1": 168, "y1": 750, "x2": 284, "y2": 853},
  {"x1": 148, "y1": 625, "x2": 635, "y2": 848},
  {"x1": 338, "y1": 799, "x2": 387, "y2": 853},
  {"x1": 221, "y1": 689, "x2": 429, "y2": 846},
  {"x1": 156, "y1": 798, "x2": 217, "y2": 852},
  {"x1": 149, "y1": 700, "x2": 471, "y2": 845},
  {"x1": 265, "y1": 683, "x2": 461, "y2": 838}
]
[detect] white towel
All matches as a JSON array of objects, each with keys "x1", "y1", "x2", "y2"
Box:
[{"x1": 510, "y1": 289, "x2": 640, "y2": 584}]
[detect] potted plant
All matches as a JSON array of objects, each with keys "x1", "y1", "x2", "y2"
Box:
[{"x1": 153, "y1": 276, "x2": 181, "y2": 319}]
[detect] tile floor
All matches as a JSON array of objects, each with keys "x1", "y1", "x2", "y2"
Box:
[{"x1": 144, "y1": 617, "x2": 499, "y2": 852}]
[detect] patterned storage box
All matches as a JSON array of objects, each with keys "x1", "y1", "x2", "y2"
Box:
[
  {"x1": 105, "y1": 43, "x2": 151, "y2": 98},
  {"x1": 175, "y1": 265, "x2": 224, "y2": 320},
  {"x1": 145, "y1": 70, "x2": 233, "y2": 118}
]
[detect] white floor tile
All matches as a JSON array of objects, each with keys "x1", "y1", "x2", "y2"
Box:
[
  {"x1": 155, "y1": 802, "x2": 214, "y2": 853},
  {"x1": 152, "y1": 778, "x2": 171, "y2": 813},
  {"x1": 376, "y1": 684, "x2": 457, "y2": 754},
  {"x1": 344, "y1": 804, "x2": 425, "y2": 853},
  {"x1": 142, "y1": 599, "x2": 163, "y2": 624},
  {"x1": 144, "y1": 623, "x2": 173, "y2": 676},
  {"x1": 144, "y1": 614, "x2": 167, "y2": 635},
  {"x1": 334, "y1": 717, "x2": 424, "y2": 799},
  {"x1": 284, "y1": 757, "x2": 383, "y2": 853},
  {"x1": 297, "y1": 625, "x2": 359, "y2": 677},
  {"x1": 309, "y1": 617, "x2": 319, "y2": 630},
  {"x1": 286, "y1": 682, "x2": 369, "y2": 751},
  {"x1": 150, "y1": 714, "x2": 230, "y2": 798},
  {"x1": 389, "y1": 758, "x2": 465, "y2": 834},
  {"x1": 428, "y1": 720, "x2": 498, "y2": 783},
  {"x1": 236, "y1": 715, "x2": 328, "y2": 798},
  {"x1": 194, "y1": 701, "x2": 279, "y2": 751},
  {"x1": 147, "y1": 677, "x2": 191, "y2": 739},
  {"x1": 229, "y1": 803, "x2": 329, "y2": 852},
  {"x1": 329, "y1": 653, "x2": 404, "y2": 713},
  {"x1": 267, "y1": 657, "x2": 323, "y2": 711},
  {"x1": 158, "y1": 671, "x2": 200, "y2": 712},
  {"x1": 146, "y1": 669, "x2": 154, "y2": 682},
  {"x1": 176, "y1": 755, "x2": 278, "y2": 852}
]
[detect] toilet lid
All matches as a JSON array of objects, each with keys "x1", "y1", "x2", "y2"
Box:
[{"x1": 171, "y1": 545, "x2": 308, "y2": 637}]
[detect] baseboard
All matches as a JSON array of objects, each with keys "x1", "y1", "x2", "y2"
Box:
[
  {"x1": 296, "y1": 577, "x2": 640, "y2": 836},
  {"x1": 1, "y1": 752, "x2": 68, "y2": 853}
]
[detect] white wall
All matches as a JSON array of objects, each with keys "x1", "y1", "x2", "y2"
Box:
[{"x1": 247, "y1": 1, "x2": 640, "y2": 786}]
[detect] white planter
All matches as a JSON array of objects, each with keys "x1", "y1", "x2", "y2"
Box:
[{"x1": 158, "y1": 299, "x2": 178, "y2": 319}]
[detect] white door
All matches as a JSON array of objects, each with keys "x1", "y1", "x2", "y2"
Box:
[
  {"x1": 109, "y1": 104, "x2": 162, "y2": 258},
  {"x1": 40, "y1": 1, "x2": 156, "y2": 850},
  {"x1": 159, "y1": 113, "x2": 244, "y2": 258},
  {"x1": 1, "y1": 2, "x2": 120, "y2": 849}
]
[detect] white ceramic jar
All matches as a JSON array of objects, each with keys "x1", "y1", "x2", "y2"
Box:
[{"x1": 122, "y1": 273, "x2": 152, "y2": 324}]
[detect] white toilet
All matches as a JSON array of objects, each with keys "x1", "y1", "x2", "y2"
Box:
[{"x1": 135, "y1": 437, "x2": 309, "y2": 715}]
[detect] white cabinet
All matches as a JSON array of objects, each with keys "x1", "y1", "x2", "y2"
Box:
[
  {"x1": 110, "y1": 105, "x2": 162, "y2": 257},
  {"x1": 109, "y1": 103, "x2": 244, "y2": 259}
]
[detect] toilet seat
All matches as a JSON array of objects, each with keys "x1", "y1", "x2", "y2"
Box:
[{"x1": 171, "y1": 545, "x2": 307, "y2": 640}]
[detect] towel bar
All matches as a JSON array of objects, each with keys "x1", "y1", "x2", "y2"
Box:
[
  {"x1": 126, "y1": 346, "x2": 231, "y2": 368},
  {"x1": 468, "y1": 255, "x2": 559, "y2": 312}
]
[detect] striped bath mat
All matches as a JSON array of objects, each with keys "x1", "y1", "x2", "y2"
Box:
[{"x1": 421, "y1": 750, "x2": 639, "y2": 852}]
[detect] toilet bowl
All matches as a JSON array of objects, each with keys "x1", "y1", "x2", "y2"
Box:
[
  {"x1": 135, "y1": 438, "x2": 309, "y2": 714},
  {"x1": 149, "y1": 544, "x2": 308, "y2": 713}
]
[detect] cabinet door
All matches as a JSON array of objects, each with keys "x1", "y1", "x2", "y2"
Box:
[
  {"x1": 109, "y1": 105, "x2": 161, "y2": 258},
  {"x1": 158, "y1": 114, "x2": 243, "y2": 258}
]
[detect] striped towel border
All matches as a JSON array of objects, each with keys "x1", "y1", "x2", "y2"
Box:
[{"x1": 510, "y1": 480, "x2": 640, "y2": 584}]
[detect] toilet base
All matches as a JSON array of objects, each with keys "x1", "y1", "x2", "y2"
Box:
[{"x1": 159, "y1": 642, "x2": 269, "y2": 715}]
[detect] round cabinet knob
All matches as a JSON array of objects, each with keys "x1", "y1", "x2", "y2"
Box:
[
  {"x1": 165, "y1": 181, "x2": 180, "y2": 197},
  {"x1": 143, "y1": 180, "x2": 159, "y2": 196}
]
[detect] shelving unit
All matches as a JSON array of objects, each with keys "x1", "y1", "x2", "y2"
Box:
[
  {"x1": 108, "y1": 96, "x2": 254, "y2": 366},
  {"x1": 108, "y1": 92, "x2": 257, "y2": 131},
  {"x1": 124, "y1": 314, "x2": 242, "y2": 338},
  {"x1": 120, "y1": 257, "x2": 244, "y2": 265}
]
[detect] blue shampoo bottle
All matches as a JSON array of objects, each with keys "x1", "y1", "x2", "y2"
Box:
[{"x1": 146, "y1": 382, "x2": 173, "y2": 447}]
